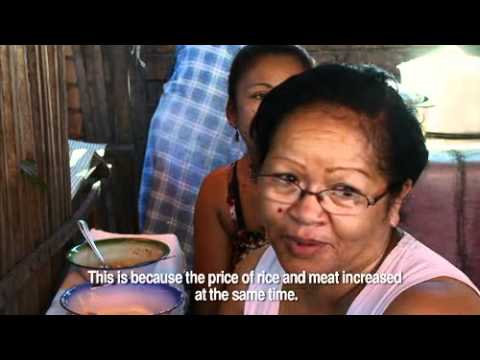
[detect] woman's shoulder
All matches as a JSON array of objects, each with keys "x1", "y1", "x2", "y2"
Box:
[
  {"x1": 387, "y1": 230, "x2": 466, "y2": 274},
  {"x1": 384, "y1": 277, "x2": 480, "y2": 314},
  {"x1": 396, "y1": 232, "x2": 477, "y2": 283},
  {"x1": 196, "y1": 163, "x2": 236, "y2": 232},
  {"x1": 201, "y1": 164, "x2": 233, "y2": 190},
  {"x1": 198, "y1": 164, "x2": 233, "y2": 207},
  {"x1": 381, "y1": 230, "x2": 480, "y2": 314}
]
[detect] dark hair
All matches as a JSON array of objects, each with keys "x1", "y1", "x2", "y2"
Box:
[
  {"x1": 250, "y1": 63, "x2": 429, "y2": 196},
  {"x1": 228, "y1": 45, "x2": 316, "y2": 105}
]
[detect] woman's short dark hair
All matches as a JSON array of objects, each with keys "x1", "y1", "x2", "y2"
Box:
[
  {"x1": 250, "y1": 63, "x2": 429, "y2": 196},
  {"x1": 228, "y1": 45, "x2": 316, "y2": 105}
]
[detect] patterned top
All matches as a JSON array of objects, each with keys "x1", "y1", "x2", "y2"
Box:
[
  {"x1": 227, "y1": 162, "x2": 268, "y2": 268},
  {"x1": 139, "y1": 46, "x2": 247, "y2": 270}
]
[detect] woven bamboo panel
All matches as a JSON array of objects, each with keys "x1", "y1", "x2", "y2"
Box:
[{"x1": 0, "y1": 45, "x2": 71, "y2": 314}]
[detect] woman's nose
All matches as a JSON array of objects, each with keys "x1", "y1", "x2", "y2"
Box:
[{"x1": 287, "y1": 193, "x2": 328, "y2": 226}]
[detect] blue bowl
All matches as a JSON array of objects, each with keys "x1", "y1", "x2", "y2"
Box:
[{"x1": 60, "y1": 283, "x2": 184, "y2": 315}]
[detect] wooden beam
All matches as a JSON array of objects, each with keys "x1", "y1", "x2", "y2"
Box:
[
  {"x1": 72, "y1": 45, "x2": 94, "y2": 141},
  {"x1": 0, "y1": 179, "x2": 108, "y2": 313}
]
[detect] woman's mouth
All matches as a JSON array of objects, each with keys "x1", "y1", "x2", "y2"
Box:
[{"x1": 283, "y1": 235, "x2": 331, "y2": 258}]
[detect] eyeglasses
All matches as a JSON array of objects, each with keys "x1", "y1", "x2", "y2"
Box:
[{"x1": 257, "y1": 174, "x2": 389, "y2": 215}]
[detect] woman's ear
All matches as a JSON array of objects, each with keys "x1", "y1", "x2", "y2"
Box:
[
  {"x1": 389, "y1": 180, "x2": 413, "y2": 227},
  {"x1": 226, "y1": 99, "x2": 238, "y2": 129}
]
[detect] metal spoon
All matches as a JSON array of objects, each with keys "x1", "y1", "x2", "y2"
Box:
[{"x1": 77, "y1": 220, "x2": 107, "y2": 268}]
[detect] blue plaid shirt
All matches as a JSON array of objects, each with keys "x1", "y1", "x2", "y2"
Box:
[{"x1": 139, "y1": 45, "x2": 246, "y2": 270}]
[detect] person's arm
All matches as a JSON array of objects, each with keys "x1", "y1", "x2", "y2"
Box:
[
  {"x1": 193, "y1": 168, "x2": 233, "y2": 315},
  {"x1": 219, "y1": 246, "x2": 268, "y2": 315},
  {"x1": 384, "y1": 277, "x2": 480, "y2": 315}
]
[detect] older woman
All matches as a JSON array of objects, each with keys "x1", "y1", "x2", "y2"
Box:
[{"x1": 220, "y1": 64, "x2": 480, "y2": 315}]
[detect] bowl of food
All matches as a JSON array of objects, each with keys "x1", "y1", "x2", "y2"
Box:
[
  {"x1": 60, "y1": 283, "x2": 183, "y2": 315},
  {"x1": 67, "y1": 238, "x2": 171, "y2": 283}
]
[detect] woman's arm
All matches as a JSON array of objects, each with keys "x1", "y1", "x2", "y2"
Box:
[
  {"x1": 219, "y1": 246, "x2": 268, "y2": 315},
  {"x1": 193, "y1": 167, "x2": 234, "y2": 315}
]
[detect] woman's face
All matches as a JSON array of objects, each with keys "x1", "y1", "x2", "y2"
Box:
[
  {"x1": 259, "y1": 105, "x2": 404, "y2": 275},
  {"x1": 228, "y1": 55, "x2": 307, "y2": 151}
]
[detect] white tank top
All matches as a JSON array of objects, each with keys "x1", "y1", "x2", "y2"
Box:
[{"x1": 244, "y1": 231, "x2": 480, "y2": 315}]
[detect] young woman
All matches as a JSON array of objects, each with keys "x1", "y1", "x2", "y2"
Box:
[{"x1": 193, "y1": 45, "x2": 315, "y2": 314}]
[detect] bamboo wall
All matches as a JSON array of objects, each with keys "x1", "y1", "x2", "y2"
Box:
[
  {"x1": 0, "y1": 45, "x2": 71, "y2": 314},
  {"x1": 66, "y1": 46, "x2": 148, "y2": 234}
]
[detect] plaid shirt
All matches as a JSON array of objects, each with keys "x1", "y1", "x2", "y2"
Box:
[{"x1": 139, "y1": 45, "x2": 246, "y2": 270}]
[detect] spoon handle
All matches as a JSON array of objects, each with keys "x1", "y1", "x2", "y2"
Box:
[{"x1": 77, "y1": 220, "x2": 106, "y2": 265}]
